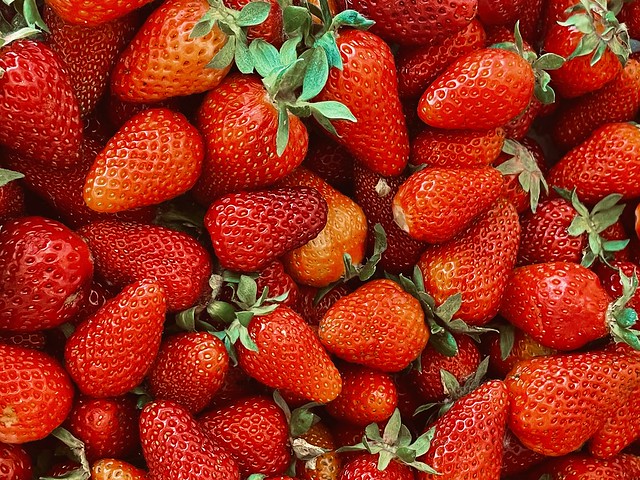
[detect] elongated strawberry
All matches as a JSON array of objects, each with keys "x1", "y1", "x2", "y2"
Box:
[
  {"x1": 0, "y1": 344, "x2": 74, "y2": 443},
  {"x1": 0, "y1": 443, "x2": 32, "y2": 480},
  {"x1": 78, "y1": 220, "x2": 212, "y2": 311},
  {"x1": 199, "y1": 396, "x2": 290, "y2": 476},
  {"x1": 83, "y1": 108, "x2": 204, "y2": 212},
  {"x1": 91, "y1": 459, "x2": 148, "y2": 480},
  {"x1": 140, "y1": 400, "x2": 240, "y2": 480},
  {"x1": 392, "y1": 167, "x2": 504, "y2": 243},
  {"x1": 64, "y1": 281, "x2": 166, "y2": 397},
  {"x1": 205, "y1": 187, "x2": 327, "y2": 272},
  {"x1": 0, "y1": 216, "x2": 94, "y2": 332},
  {"x1": 505, "y1": 348, "x2": 640, "y2": 456}
]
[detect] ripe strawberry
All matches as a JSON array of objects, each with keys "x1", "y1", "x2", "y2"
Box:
[
  {"x1": 319, "y1": 279, "x2": 429, "y2": 372},
  {"x1": 416, "y1": 380, "x2": 509, "y2": 480},
  {"x1": 505, "y1": 347, "x2": 640, "y2": 456},
  {"x1": 78, "y1": 220, "x2": 212, "y2": 311},
  {"x1": 340, "y1": 453, "x2": 415, "y2": 480},
  {"x1": 205, "y1": 187, "x2": 328, "y2": 272},
  {"x1": 83, "y1": 108, "x2": 204, "y2": 212},
  {"x1": 148, "y1": 332, "x2": 229, "y2": 414},
  {"x1": 64, "y1": 281, "x2": 166, "y2": 397},
  {"x1": 44, "y1": 5, "x2": 138, "y2": 116},
  {"x1": 44, "y1": 0, "x2": 152, "y2": 26},
  {"x1": 224, "y1": 0, "x2": 283, "y2": 45},
  {"x1": 0, "y1": 40, "x2": 82, "y2": 166},
  {"x1": 526, "y1": 453, "x2": 640, "y2": 480},
  {"x1": 594, "y1": 261, "x2": 640, "y2": 312},
  {"x1": 199, "y1": 396, "x2": 290, "y2": 476},
  {"x1": 66, "y1": 395, "x2": 139, "y2": 462},
  {"x1": 547, "y1": 123, "x2": 640, "y2": 205},
  {"x1": 418, "y1": 198, "x2": 520, "y2": 325},
  {"x1": 140, "y1": 400, "x2": 239, "y2": 480},
  {"x1": 0, "y1": 171, "x2": 25, "y2": 226},
  {"x1": 237, "y1": 305, "x2": 342, "y2": 403},
  {"x1": 620, "y1": 0, "x2": 640, "y2": 39},
  {"x1": 303, "y1": 138, "x2": 355, "y2": 196},
  {"x1": 502, "y1": 98, "x2": 543, "y2": 140},
  {"x1": 477, "y1": 0, "x2": 525, "y2": 26},
  {"x1": 91, "y1": 458, "x2": 148, "y2": 480},
  {"x1": 105, "y1": 91, "x2": 182, "y2": 131},
  {"x1": 297, "y1": 284, "x2": 351, "y2": 326},
  {"x1": 0, "y1": 443, "x2": 32, "y2": 480},
  {"x1": 294, "y1": 421, "x2": 342, "y2": 480},
  {"x1": 255, "y1": 260, "x2": 300, "y2": 311},
  {"x1": 205, "y1": 364, "x2": 263, "y2": 410},
  {"x1": 0, "y1": 332, "x2": 47, "y2": 350},
  {"x1": 410, "y1": 127, "x2": 505, "y2": 168},
  {"x1": 392, "y1": 166, "x2": 504, "y2": 243},
  {"x1": 0, "y1": 216, "x2": 94, "y2": 332},
  {"x1": 485, "y1": 327, "x2": 557, "y2": 378},
  {"x1": 501, "y1": 429, "x2": 546, "y2": 478},
  {"x1": 193, "y1": 74, "x2": 308, "y2": 203},
  {"x1": 111, "y1": 0, "x2": 230, "y2": 102},
  {"x1": 0, "y1": 344, "x2": 74, "y2": 443},
  {"x1": 316, "y1": 29, "x2": 409, "y2": 177},
  {"x1": 396, "y1": 19, "x2": 486, "y2": 99}
]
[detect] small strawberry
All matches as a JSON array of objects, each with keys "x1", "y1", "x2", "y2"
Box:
[
  {"x1": 140, "y1": 400, "x2": 240, "y2": 480},
  {"x1": 91, "y1": 458, "x2": 149, "y2": 480},
  {"x1": 293, "y1": 421, "x2": 342, "y2": 480},
  {"x1": 0, "y1": 344, "x2": 74, "y2": 443},
  {"x1": 64, "y1": 281, "x2": 166, "y2": 397},
  {"x1": 0, "y1": 169, "x2": 25, "y2": 226},
  {"x1": 0, "y1": 443, "x2": 32, "y2": 480}
]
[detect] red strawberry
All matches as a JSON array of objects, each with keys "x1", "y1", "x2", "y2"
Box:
[
  {"x1": 199, "y1": 396, "x2": 290, "y2": 476},
  {"x1": 255, "y1": 260, "x2": 300, "y2": 311},
  {"x1": 111, "y1": 0, "x2": 230, "y2": 102},
  {"x1": 83, "y1": 108, "x2": 204, "y2": 212},
  {"x1": 0, "y1": 332, "x2": 47, "y2": 350},
  {"x1": 205, "y1": 364, "x2": 263, "y2": 410},
  {"x1": 66, "y1": 395, "x2": 139, "y2": 462},
  {"x1": 620, "y1": 0, "x2": 640, "y2": 39},
  {"x1": 526, "y1": 453, "x2": 640, "y2": 480},
  {"x1": 78, "y1": 220, "x2": 212, "y2": 312},
  {"x1": 140, "y1": 400, "x2": 240, "y2": 480},
  {"x1": 147, "y1": 332, "x2": 229, "y2": 414},
  {"x1": 193, "y1": 74, "x2": 309, "y2": 203},
  {"x1": 204, "y1": 187, "x2": 328, "y2": 272},
  {"x1": 0, "y1": 173, "x2": 25, "y2": 226},
  {"x1": 0, "y1": 443, "x2": 32, "y2": 480},
  {"x1": 45, "y1": 0, "x2": 153, "y2": 26},
  {"x1": 91, "y1": 458, "x2": 148, "y2": 480},
  {"x1": 294, "y1": 421, "x2": 342, "y2": 480},
  {"x1": 594, "y1": 261, "x2": 640, "y2": 312},
  {"x1": 303, "y1": 138, "x2": 355, "y2": 196},
  {"x1": 340, "y1": 453, "x2": 415, "y2": 480},
  {"x1": 105, "y1": 91, "x2": 182, "y2": 131},
  {"x1": 477, "y1": 0, "x2": 525, "y2": 26},
  {"x1": 485, "y1": 327, "x2": 557, "y2": 378},
  {"x1": 224, "y1": 0, "x2": 283, "y2": 45},
  {"x1": 518, "y1": 0, "x2": 547, "y2": 45},
  {"x1": 0, "y1": 40, "x2": 82, "y2": 166},
  {"x1": 418, "y1": 198, "x2": 520, "y2": 325},
  {"x1": 297, "y1": 284, "x2": 351, "y2": 326},
  {"x1": 392, "y1": 166, "x2": 504, "y2": 243},
  {"x1": 64, "y1": 280, "x2": 166, "y2": 397},
  {"x1": 505, "y1": 347, "x2": 640, "y2": 456},
  {"x1": 316, "y1": 29, "x2": 409, "y2": 177},
  {"x1": 501, "y1": 429, "x2": 546, "y2": 478},
  {"x1": 0, "y1": 216, "x2": 94, "y2": 332},
  {"x1": 502, "y1": 98, "x2": 543, "y2": 140},
  {"x1": 319, "y1": 279, "x2": 429, "y2": 372},
  {"x1": 0, "y1": 344, "x2": 74, "y2": 443}
]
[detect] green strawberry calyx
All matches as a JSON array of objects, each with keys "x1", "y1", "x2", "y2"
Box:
[
  {"x1": 606, "y1": 269, "x2": 640, "y2": 350},
  {"x1": 0, "y1": 0, "x2": 49, "y2": 77},
  {"x1": 558, "y1": 0, "x2": 630, "y2": 66},
  {"x1": 39, "y1": 428, "x2": 91, "y2": 480},
  {"x1": 555, "y1": 187, "x2": 629, "y2": 268},
  {"x1": 337, "y1": 409, "x2": 439, "y2": 474},
  {"x1": 0, "y1": 167, "x2": 24, "y2": 187},
  {"x1": 496, "y1": 138, "x2": 549, "y2": 213}
]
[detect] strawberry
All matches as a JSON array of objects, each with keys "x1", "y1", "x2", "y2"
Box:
[
  {"x1": 44, "y1": 0, "x2": 152, "y2": 26},
  {"x1": 0, "y1": 40, "x2": 82, "y2": 166},
  {"x1": 518, "y1": 0, "x2": 547, "y2": 45},
  {"x1": 396, "y1": 19, "x2": 486, "y2": 99},
  {"x1": 0, "y1": 171, "x2": 25, "y2": 226},
  {"x1": 620, "y1": 0, "x2": 640, "y2": 39},
  {"x1": 417, "y1": 380, "x2": 509, "y2": 480},
  {"x1": 505, "y1": 347, "x2": 640, "y2": 456},
  {"x1": 83, "y1": 108, "x2": 204, "y2": 212},
  {"x1": 193, "y1": 74, "x2": 309, "y2": 203},
  {"x1": 91, "y1": 458, "x2": 148, "y2": 480},
  {"x1": 547, "y1": 123, "x2": 640, "y2": 205},
  {"x1": 501, "y1": 429, "x2": 546, "y2": 478},
  {"x1": 526, "y1": 453, "x2": 640, "y2": 480},
  {"x1": 326, "y1": 364, "x2": 398, "y2": 426},
  {"x1": 297, "y1": 284, "x2": 351, "y2": 326},
  {"x1": 0, "y1": 332, "x2": 47, "y2": 350},
  {"x1": 224, "y1": 0, "x2": 283, "y2": 46},
  {"x1": 255, "y1": 260, "x2": 300, "y2": 311},
  {"x1": 199, "y1": 396, "x2": 290, "y2": 476},
  {"x1": 339, "y1": 453, "x2": 416, "y2": 480},
  {"x1": 204, "y1": 187, "x2": 328, "y2": 272},
  {"x1": 477, "y1": 0, "x2": 525, "y2": 26},
  {"x1": 64, "y1": 280, "x2": 166, "y2": 397},
  {"x1": 105, "y1": 91, "x2": 182, "y2": 131},
  {"x1": 110, "y1": 0, "x2": 230, "y2": 102},
  {"x1": 303, "y1": 138, "x2": 354, "y2": 196},
  {"x1": 66, "y1": 395, "x2": 139, "y2": 462},
  {"x1": 140, "y1": 400, "x2": 240, "y2": 480},
  {"x1": 0, "y1": 443, "x2": 32, "y2": 480},
  {"x1": 594, "y1": 260, "x2": 640, "y2": 312},
  {"x1": 0, "y1": 344, "x2": 74, "y2": 443},
  {"x1": 392, "y1": 166, "x2": 504, "y2": 243},
  {"x1": 485, "y1": 327, "x2": 557, "y2": 378},
  {"x1": 205, "y1": 364, "x2": 263, "y2": 410},
  {"x1": 502, "y1": 98, "x2": 543, "y2": 140},
  {"x1": 315, "y1": 29, "x2": 409, "y2": 177},
  {"x1": 0, "y1": 216, "x2": 94, "y2": 332},
  {"x1": 43, "y1": 5, "x2": 138, "y2": 116},
  {"x1": 78, "y1": 220, "x2": 212, "y2": 312},
  {"x1": 294, "y1": 421, "x2": 342, "y2": 480},
  {"x1": 410, "y1": 127, "x2": 505, "y2": 168},
  {"x1": 147, "y1": 332, "x2": 229, "y2": 414},
  {"x1": 418, "y1": 198, "x2": 520, "y2": 325},
  {"x1": 319, "y1": 279, "x2": 429, "y2": 372}
]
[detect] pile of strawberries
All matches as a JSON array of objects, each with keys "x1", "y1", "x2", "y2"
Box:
[{"x1": 2, "y1": 0, "x2": 640, "y2": 478}]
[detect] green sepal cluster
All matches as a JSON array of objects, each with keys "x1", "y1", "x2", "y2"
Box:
[
  {"x1": 0, "y1": 0, "x2": 49, "y2": 76},
  {"x1": 606, "y1": 269, "x2": 640, "y2": 350},
  {"x1": 38, "y1": 428, "x2": 91, "y2": 480}
]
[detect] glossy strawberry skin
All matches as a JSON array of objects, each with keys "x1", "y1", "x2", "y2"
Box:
[
  {"x1": 205, "y1": 187, "x2": 328, "y2": 272},
  {"x1": 340, "y1": 454, "x2": 414, "y2": 480},
  {"x1": 255, "y1": 260, "x2": 300, "y2": 311},
  {"x1": 316, "y1": 29, "x2": 409, "y2": 177},
  {"x1": 477, "y1": 0, "x2": 525, "y2": 26},
  {"x1": 0, "y1": 216, "x2": 94, "y2": 332},
  {"x1": 64, "y1": 281, "x2": 166, "y2": 398},
  {"x1": 0, "y1": 344, "x2": 74, "y2": 444},
  {"x1": 78, "y1": 220, "x2": 212, "y2": 312},
  {"x1": 140, "y1": 400, "x2": 240, "y2": 480},
  {"x1": 0, "y1": 443, "x2": 32, "y2": 480},
  {"x1": 91, "y1": 458, "x2": 148, "y2": 480},
  {"x1": 193, "y1": 74, "x2": 308, "y2": 203},
  {"x1": 199, "y1": 396, "x2": 290, "y2": 477},
  {"x1": 418, "y1": 48, "x2": 534, "y2": 130},
  {"x1": 148, "y1": 332, "x2": 229, "y2": 414},
  {"x1": 0, "y1": 40, "x2": 82, "y2": 166},
  {"x1": 529, "y1": 453, "x2": 640, "y2": 480},
  {"x1": 45, "y1": 0, "x2": 153, "y2": 25}
]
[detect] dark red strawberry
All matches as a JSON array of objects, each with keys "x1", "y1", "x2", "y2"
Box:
[
  {"x1": 206, "y1": 364, "x2": 264, "y2": 410},
  {"x1": 0, "y1": 443, "x2": 32, "y2": 480},
  {"x1": 296, "y1": 284, "x2": 351, "y2": 326},
  {"x1": 477, "y1": 0, "x2": 525, "y2": 26},
  {"x1": 620, "y1": 0, "x2": 640, "y2": 39},
  {"x1": 501, "y1": 429, "x2": 546, "y2": 478},
  {"x1": 0, "y1": 332, "x2": 47, "y2": 350},
  {"x1": 524, "y1": 453, "x2": 640, "y2": 480},
  {"x1": 340, "y1": 453, "x2": 415, "y2": 480},
  {"x1": 303, "y1": 137, "x2": 355, "y2": 196},
  {"x1": 0, "y1": 170, "x2": 25, "y2": 226}
]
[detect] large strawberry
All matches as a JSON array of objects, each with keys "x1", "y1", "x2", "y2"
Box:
[
  {"x1": 64, "y1": 280, "x2": 166, "y2": 397},
  {"x1": 0, "y1": 344, "x2": 74, "y2": 443},
  {"x1": 0, "y1": 216, "x2": 94, "y2": 332},
  {"x1": 140, "y1": 400, "x2": 240, "y2": 480}
]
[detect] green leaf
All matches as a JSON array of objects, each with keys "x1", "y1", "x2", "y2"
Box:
[
  {"x1": 567, "y1": 216, "x2": 589, "y2": 236},
  {"x1": 238, "y1": 326, "x2": 258, "y2": 351},
  {"x1": 440, "y1": 369, "x2": 461, "y2": 396},
  {"x1": 279, "y1": 35, "x2": 301, "y2": 65},
  {"x1": 237, "y1": 1, "x2": 272, "y2": 27},
  {"x1": 282, "y1": 5, "x2": 312, "y2": 36},
  {"x1": 207, "y1": 35, "x2": 236, "y2": 69},
  {"x1": 382, "y1": 409, "x2": 402, "y2": 445},
  {"x1": 22, "y1": 0, "x2": 48, "y2": 32},
  {"x1": 429, "y1": 331, "x2": 458, "y2": 357},
  {"x1": 534, "y1": 52, "x2": 565, "y2": 70},
  {"x1": 592, "y1": 193, "x2": 624, "y2": 214},
  {"x1": 289, "y1": 403, "x2": 322, "y2": 437},
  {"x1": 396, "y1": 446, "x2": 417, "y2": 464},
  {"x1": 234, "y1": 38, "x2": 255, "y2": 74},
  {"x1": 310, "y1": 100, "x2": 356, "y2": 121},
  {"x1": 276, "y1": 103, "x2": 290, "y2": 157},
  {"x1": 411, "y1": 427, "x2": 435, "y2": 457},
  {"x1": 50, "y1": 428, "x2": 90, "y2": 479},
  {"x1": 365, "y1": 422, "x2": 383, "y2": 442},
  {"x1": 603, "y1": 239, "x2": 630, "y2": 252},
  {"x1": 236, "y1": 310, "x2": 255, "y2": 327},
  {"x1": 237, "y1": 275, "x2": 258, "y2": 306},
  {"x1": 176, "y1": 306, "x2": 200, "y2": 331},
  {"x1": 300, "y1": 47, "x2": 329, "y2": 101},
  {"x1": 250, "y1": 38, "x2": 282, "y2": 77},
  {"x1": 315, "y1": 31, "x2": 343, "y2": 70},
  {"x1": 435, "y1": 294, "x2": 462, "y2": 322},
  {"x1": 499, "y1": 323, "x2": 516, "y2": 360},
  {"x1": 377, "y1": 450, "x2": 394, "y2": 471},
  {"x1": 331, "y1": 9, "x2": 375, "y2": 30},
  {"x1": 191, "y1": 12, "x2": 216, "y2": 38},
  {"x1": 0, "y1": 168, "x2": 24, "y2": 187},
  {"x1": 0, "y1": 26, "x2": 40, "y2": 47}
]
